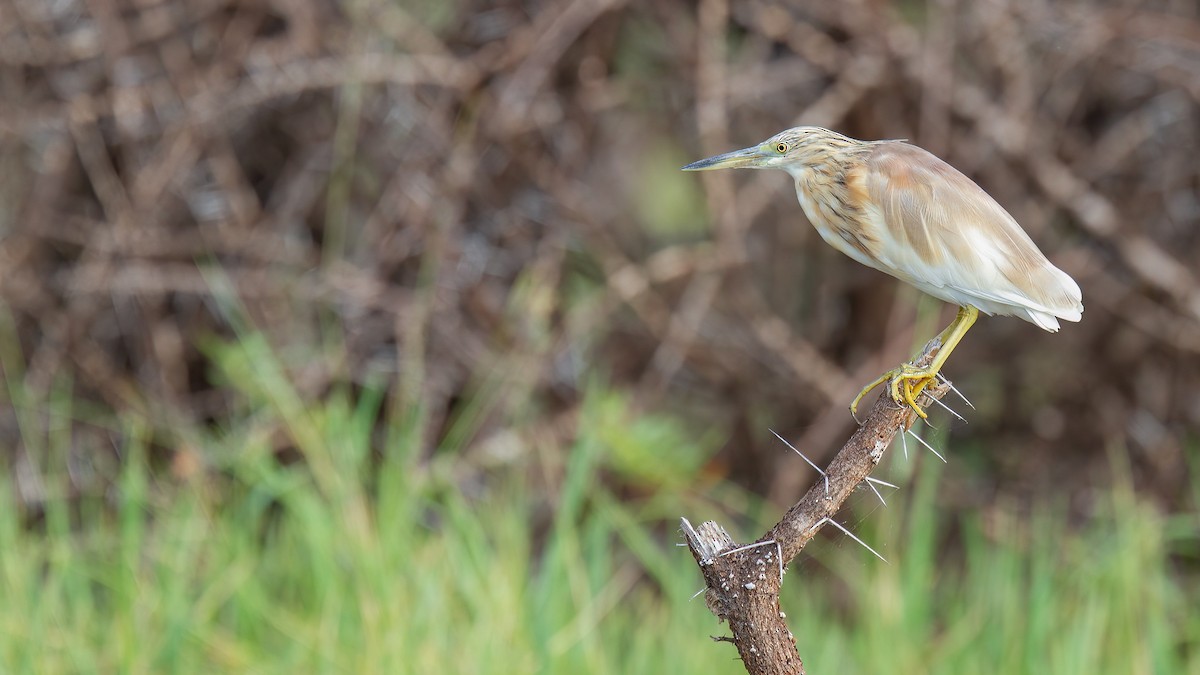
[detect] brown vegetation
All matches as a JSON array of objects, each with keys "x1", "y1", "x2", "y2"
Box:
[{"x1": 2, "y1": 0, "x2": 1199, "y2": 507}]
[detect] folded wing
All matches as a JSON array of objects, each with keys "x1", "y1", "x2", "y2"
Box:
[{"x1": 848, "y1": 142, "x2": 1083, "y2": 330}]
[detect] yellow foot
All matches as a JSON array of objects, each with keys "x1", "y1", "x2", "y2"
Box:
[
  {"x1": 850, "y1": 305, "x2": 978, "y2": 422},
  {"x1": 849, "y1": 363, "x2": 940, "y2": 421}
]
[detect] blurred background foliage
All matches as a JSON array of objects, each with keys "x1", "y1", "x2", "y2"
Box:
[{"x1": 0, "y1": 0, "x2": 1199, "y2": 672}]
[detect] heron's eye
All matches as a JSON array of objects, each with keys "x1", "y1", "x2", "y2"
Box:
[{"x1": 775, "y1": 142, "x2": 789, "y2": 154}]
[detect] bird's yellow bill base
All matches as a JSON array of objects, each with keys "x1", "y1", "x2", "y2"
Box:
[{"x1": 849, "y1": 305, "x2": 979, "y2": 421}]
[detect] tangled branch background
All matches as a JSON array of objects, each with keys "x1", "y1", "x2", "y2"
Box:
[{"x1": 2, "y1": 0, "x2": 1198, "y2": 511}]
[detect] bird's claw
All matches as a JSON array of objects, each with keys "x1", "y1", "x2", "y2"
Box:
[
  {"x1": 849, "y1": 363, "x2": 939, "y2": 420},
  {"x1": 887, "y1": 364, "x2": 938, "y2": 419}
]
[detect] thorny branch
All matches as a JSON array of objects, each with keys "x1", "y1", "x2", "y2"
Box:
[{"x1": 682, "y1": 339, "x2": 949, "y2": 675}]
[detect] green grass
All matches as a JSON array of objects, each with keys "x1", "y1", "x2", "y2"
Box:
[{"x1": 1, "y1": 333, "x2": 1197, "y2": 674}]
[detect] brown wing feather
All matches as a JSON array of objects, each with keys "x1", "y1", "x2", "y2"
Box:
[{"x1": 847, "y1": 143, "x2": 1082, "y2": 321}]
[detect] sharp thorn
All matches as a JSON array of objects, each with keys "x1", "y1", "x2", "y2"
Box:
[
  {"x1": 776, "y1": 541, "x2": 784, "y2": 583},
  {"x1": 691, "y1": 586, "x2": 707, "y2": 601},
  {"x1": 824, "y1": 518, "x2": 888, "y2": 563},
  {"x1": 900, "y1": 430, "x2": 909, "y2": 460},
  {"x1": 929, "y1": 395, "x2": 967, "y2": 423},
  {"x1": 906, "y1": 428, "x2": 947, "y2": 463},
  {"x1": 770, "y1": 429, "x2": 827, "y2": 477},
  {"x1": 865, "y1": 479, "x2": 887, "y2": 506},
  {"x1": 771, "y1": 428, "x2": 830, "y2": 496},
  {"x1": 718, "y1": 539, "x2": 778, "y2": 558},
  {"x1": 865, "y1": 476, "x2": 899, "y2": 490},
  {"x1": 937, "y1": 372, "x2": 975, "y2": 410}
]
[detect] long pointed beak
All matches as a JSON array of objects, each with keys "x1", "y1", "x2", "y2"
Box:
[{"x1": 681, "y1": 146, "x2": 768, "y2": 171}]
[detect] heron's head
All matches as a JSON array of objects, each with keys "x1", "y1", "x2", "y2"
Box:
[{"x1": 682, "y1": 126, "x2": 861, "y2": 177}]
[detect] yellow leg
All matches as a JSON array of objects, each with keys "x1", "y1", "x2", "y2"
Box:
[{"x1": 849, "y1": 305, "x2": 978, "y2": 420}]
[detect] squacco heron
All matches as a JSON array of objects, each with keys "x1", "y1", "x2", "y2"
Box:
[{"x1": 684, "y1": 127, "x2": 1083, "y2": 419}]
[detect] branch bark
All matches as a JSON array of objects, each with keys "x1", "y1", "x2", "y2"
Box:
[{"x1": 682, "y1": 338, "x2": 951, "y2": 675}]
